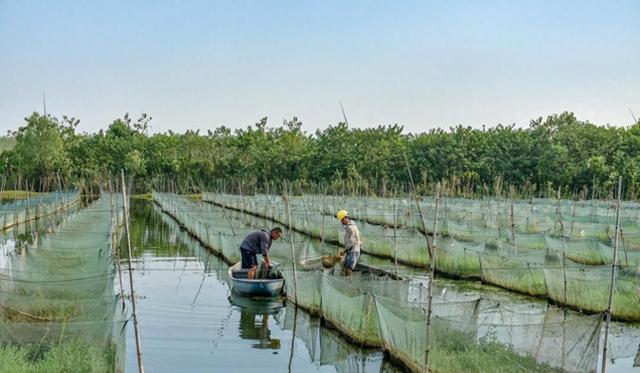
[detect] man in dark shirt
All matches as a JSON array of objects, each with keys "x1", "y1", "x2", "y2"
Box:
[{"x1": 240, "y1": 227, "x2": 282, "y2": 279}]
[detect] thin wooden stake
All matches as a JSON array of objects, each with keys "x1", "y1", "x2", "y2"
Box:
[
  {"x1": 392, "y1": 197, "x2": 398, "y2": 276},
  {"x1": 283, "y1": 185, "x2": 300, "y2": 373},
  {"x1": 300, "y1": 189, "x2": 313, "y2": 236},
  {"x1": 287, "y1": 307, "x2": 299, "y2": 373},
  {"x1": 601, "y1": 176, "x2": 622, "y2": 373},
  {"x1": 432, "y1": 187, "x2": 440, "y2": 248},
  {"x1": 283, "y1": 185, "x2": 299, "y2": 305},
  {"x1": 321, "y1": 190, "x2": 327, "y2": 249},
  {"x1": 403, "y1": 154, "x2": 435, "y2": 373},
  {"x1": 109, "y1": 177, "x2": 127, "y2": 311},
  {"x1": 121, "y1": 170, "x2": 145, "y2": 373},
  {"x1": 510, "y1": 193, "x2": 517, "y2": 253}
]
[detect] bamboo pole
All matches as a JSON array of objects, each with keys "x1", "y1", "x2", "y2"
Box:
[
  {"x1": 601, "y1": 176, "x2": 622, "y2": 373},
  {"x1": 392, "y1": 197, "x2": 398, "y2": 276},
  {"x1": 556, "y1": 187, "x2": 568, "y2": 370},
  {"x1": 24, "y1": 180, "x2": 31, "y2": 235},
  {"x1": 13, "y1": 175, "x2": 18, "y2": 229},
  {"x1": 321, "y1": 189, "x2": 327, "y2": 250},
  {"x1": 283, "y1": 185, "x2": 299, "y2": 315},
  {"x1": 555, "y1": 186, "x2": 568, "y2": 305},
  {"x1": 109, "y1": 178, "x2": 127, "y2": 312},
  {"x1": 432, "y1": 186, "x2": 440, "y2": 248},
  {"x1": 300, "y1": 189, "x2": 313, "y2": 236},
  {"x1": 510, "y1": 190, "x2": 517, "y2": 253},
  {"x1": 0, "y1": 176, "x2": 5, "y2": 230},
  {"x1": 287, "y1": 306, "x2": 299, "y2": 373},
  {"x1": 240, "y1": 180, "x2": 246, "y2": 225},
  {"x1": 121, "y1": 170, "x2": 145, "y2": 373},
  {"x1": 403, "y1": 154, "x2": 435, "y2": 373}
]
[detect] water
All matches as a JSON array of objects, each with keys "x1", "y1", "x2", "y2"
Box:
[{"x1": 120, "y1": 200, "x2": 392, "y2": 373}]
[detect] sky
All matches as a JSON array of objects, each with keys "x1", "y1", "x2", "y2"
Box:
[{"x1": 1, "y1": 0, "x2": 638, "y2": 135}]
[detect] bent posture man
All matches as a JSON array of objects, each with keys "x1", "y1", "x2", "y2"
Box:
[{"x1": 239, "y1": 227, "x2": 282, "y2": 279}]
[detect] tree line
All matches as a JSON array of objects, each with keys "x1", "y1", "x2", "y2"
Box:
[{"x1": 1, "y1": 111, "x2": 639, "y2": 199}]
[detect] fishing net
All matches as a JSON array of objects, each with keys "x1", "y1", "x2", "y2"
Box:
[
  {"x1": 0, "y1": 191, "x2": 79, "y2": 230},
  {"x1": 479, "y1": 250, "x2": 548, "y2": 296},
  {"x1": 544, "y1": 264, "x2": 640, "y2": 321},
  {"x1": 0, "y1": 195, "x2": 127, "y2": 373},
  {"x1": 202, "y1": 192, "x2": 640, "y2": 321},
  {"x1": 320, "y1": 274, "x2": 381, "y2": 347}
]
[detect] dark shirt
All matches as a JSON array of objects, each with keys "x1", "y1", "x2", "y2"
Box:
[{"x1": 240, "y1": 230, "x2": 272, "y2": 255}]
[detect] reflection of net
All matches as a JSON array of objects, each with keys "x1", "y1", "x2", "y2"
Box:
[
  {"x1": 0, "y1": 195, "x2": 126, "y2": 372},
  {"x1": 279, "y1": 303, "x2": 384, "y2": 373},
  {"x1": 155, "y1": 192, "x2": 630, "y2": 372}
]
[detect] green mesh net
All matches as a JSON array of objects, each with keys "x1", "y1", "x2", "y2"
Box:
[{"x1": 0, "y1": 194, "x2": 127, "y2": 373}]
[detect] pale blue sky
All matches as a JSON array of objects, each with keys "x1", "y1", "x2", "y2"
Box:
[{"x1": 1, "y1": 0, "x2": 638, "y2": 134}]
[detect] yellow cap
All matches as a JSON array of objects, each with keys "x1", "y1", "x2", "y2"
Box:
[{"x1": 336, "y1": 210, "x2": 349, "y2": 221}]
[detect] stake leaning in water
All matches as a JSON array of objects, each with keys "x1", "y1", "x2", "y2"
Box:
[{"x1": 121, "y1": 170, "x2": 145, "y2": 373}]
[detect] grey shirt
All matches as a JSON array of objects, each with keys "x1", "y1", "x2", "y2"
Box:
[{"x1": 240, "y1": 230, "x2": 272, "y2": 255}]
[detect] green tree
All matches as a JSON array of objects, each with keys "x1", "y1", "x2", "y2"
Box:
[{"x1": 11, "y1": 113, "x2": 75, "y2": 190}]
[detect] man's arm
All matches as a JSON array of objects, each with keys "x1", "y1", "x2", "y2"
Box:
[{"x1": 263, "y1": 254, "x2": 271, "y2": 269}]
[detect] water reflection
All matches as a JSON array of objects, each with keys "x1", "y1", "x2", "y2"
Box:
[
  {"x1": 276, "y1": 303, "x2": 386, "y2": 373},
  {"x1": 239, "y1": 312, "x2": 280, "y2": 349},
  {"x1": 230, "y1": 294, "x2": 284, "y2": 350}
]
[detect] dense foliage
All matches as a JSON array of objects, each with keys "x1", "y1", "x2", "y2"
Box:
[{"x1": 1, "y1": 111, "x2": 638, "y2": 198}]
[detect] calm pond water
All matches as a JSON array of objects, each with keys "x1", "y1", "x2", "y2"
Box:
[{"x1": 119, "y1": 200, "x2": 400, "y2": 373}]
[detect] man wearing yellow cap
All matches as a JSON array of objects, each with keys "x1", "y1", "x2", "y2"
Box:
[{"x1": 336, "y1": 210, "x2": 362, "y2": 276}]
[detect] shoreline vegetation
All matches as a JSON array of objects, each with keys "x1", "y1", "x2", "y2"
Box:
[{"x1": 0, "y1": 111, "x2": 638, "y2": 200}]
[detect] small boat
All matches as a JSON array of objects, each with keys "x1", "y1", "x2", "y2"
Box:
[{"x1": 228, "y1": 262, "x2": 285, "y2": 297}]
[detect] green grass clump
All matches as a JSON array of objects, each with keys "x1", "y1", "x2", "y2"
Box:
[
  {"x1": 435, "y1": 249, "x2": 481, "y2": 278},
  {"x1": 431, "y1": 336, "x2": 563, "y2": 373},
  {"x1": 547, "y1": 271, "x2": 640, "y2": 321},
  {"x1": 186, "y1": 193, "x2": 202, "y2": 201},
  {"x1": 0, "y1": 340, "x2": 116, "y2": 373},
  {"x1": 0, "y1": 191, "x2": 42, "y2": 202},
  {"x1": 130, "y1": 193, "x2": 152, "y2": 201},
  {"x1": 1, "y1": 303, "x2": 81, "y2": 322},
  {"x1": 564, "y1": 248, "x2": 605, "y2": 265}
]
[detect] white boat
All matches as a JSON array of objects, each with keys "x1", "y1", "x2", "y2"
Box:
[{"x1": 228, "y1": 262, "x2": 285, "y2": 297}]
